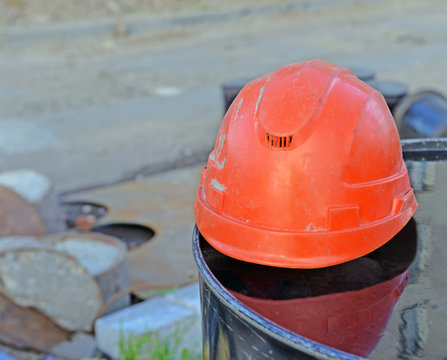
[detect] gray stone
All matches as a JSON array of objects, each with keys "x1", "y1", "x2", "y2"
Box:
[
  {"x1": 0, "y1": 170, "x2": 65, "y2": 233},
  {"x1": 0, "y1": 234, "x2": 130, "y2": 315},
  {"x1": 0, "y1": 248, "x2": 103, "y2": 332},
  {"x1": 54, "y1": 238, "x2": 122, "y2": 277},
  {"x1": 50, "y1": 233, "x2": 130, "y2": 315}
]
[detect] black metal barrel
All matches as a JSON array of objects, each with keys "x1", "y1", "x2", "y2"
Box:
[
  {"x1": 193, "y1": 226, "x2": 366, "y2": 360},
  {"x1": 394, "y1": 91, "x2": 447, "y2": 139},
  {"x1": 366, "y1": 80, "x2": 408, "y2": 113}
]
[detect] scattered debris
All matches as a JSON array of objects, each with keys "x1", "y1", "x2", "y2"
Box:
[{"x1": 61, "y1": 201, "x2": 108, "y2": 229}]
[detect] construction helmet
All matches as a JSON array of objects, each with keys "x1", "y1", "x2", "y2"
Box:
[{"x1": 194, "y1": 59, "x2": 417, "y2": 268}]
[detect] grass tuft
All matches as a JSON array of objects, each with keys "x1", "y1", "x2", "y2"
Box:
[{"x1": 119, "y1": 323, "x2": 202, "y2": 360}]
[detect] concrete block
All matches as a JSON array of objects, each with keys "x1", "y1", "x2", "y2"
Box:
[
  {"x1": 95, "y1": 293, "x2": 202, "y2": 359},
  {"x1": 166, "y1": 282, "x2": 201, "y2": 314}
]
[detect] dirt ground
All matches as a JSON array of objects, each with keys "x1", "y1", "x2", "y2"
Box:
[
  {"x1": 0, "y1": 0, "x2": 289, "y2": 25},
  {"x1": 1, "y1": 0, "x2": 447, "y2": 193}
]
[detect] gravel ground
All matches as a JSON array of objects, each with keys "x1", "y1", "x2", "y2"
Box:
[
  {"x1": 0, "y1": 4, "x2": 446, "y2": 356},
  {"x1": 1, "y1": 0, "x2": 446, "y2": 193},
  {"x1": 0, "y1": 0, "x2": 288, "y2": 25}
]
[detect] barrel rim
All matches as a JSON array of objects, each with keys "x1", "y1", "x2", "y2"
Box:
[{"x1": 192, "y1": 224, "x2": 366, "y2": 360}]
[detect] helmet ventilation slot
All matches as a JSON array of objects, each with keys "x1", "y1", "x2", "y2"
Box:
[{"x1": 265, "y1": 133, "x2": 293, "y2": 149}]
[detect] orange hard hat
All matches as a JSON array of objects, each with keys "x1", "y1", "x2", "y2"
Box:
[{"x1": 194, "y1": 59, "x2": 417, "y2": 269}]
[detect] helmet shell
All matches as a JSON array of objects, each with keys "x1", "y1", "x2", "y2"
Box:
[{"x1": 194, "y1": 59, "x2": 417, "y2": 268}]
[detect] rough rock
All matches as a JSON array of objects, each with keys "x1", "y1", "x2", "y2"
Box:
[
  {"x1": 49, "y1": 233, "x2": 130, "y2": 314},
  {"x1": 0, "y1": 234, "x2": 130, "y2": 315},
  {"x1": 0, "y1": 291, "x2": 70, "y2": 352},
  {"x1": 54, "y1": 238, "x2": 121, "y2": 276},
  {"x1": 0, "y1": 248, "x2": 103, "y2": 332},
  {"x1": 0, "y1": 170, "x2": 65, "y2": 233},
  {"x1": 0, "y1": 186, "x2": 46, "y2": 237}
]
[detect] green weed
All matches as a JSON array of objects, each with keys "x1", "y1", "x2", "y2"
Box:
[
  {"x1": 118, "y1": 323, "x2": 202, "y2": 360},
  {"x1": 138, "y1": 286, "x2": 179, "y2": 300}
]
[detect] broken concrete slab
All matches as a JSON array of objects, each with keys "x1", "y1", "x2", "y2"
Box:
[
  {"x1": 95, "y1": 290, "x2": 201, "y2": 359},
  {"x1": 166, "y1": 283, "x2": 201, "y2": 314}
]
